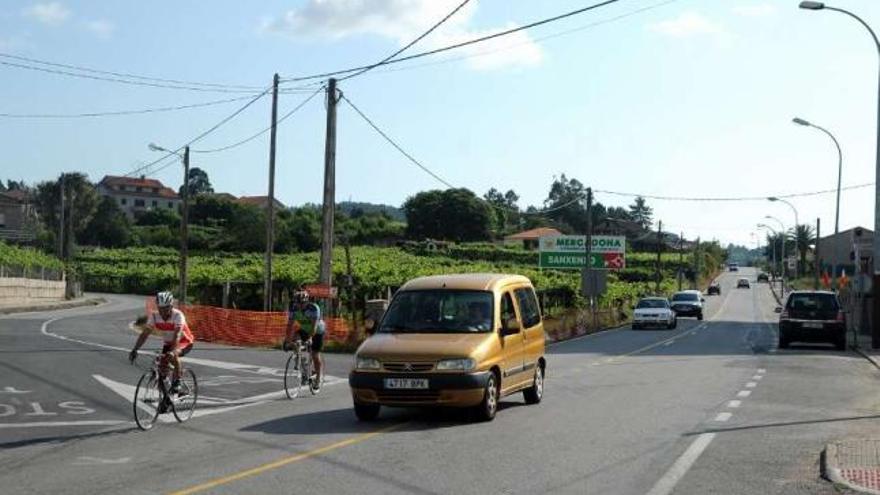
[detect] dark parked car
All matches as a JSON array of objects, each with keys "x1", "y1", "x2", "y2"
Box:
[
  {"x1": 736, "y1": 278, "x2": 750, "y2": 289},
  {"x1": 670, "y1": 290, "x2": 704, "y2": 320},
  {"x1": 777, "y1": 291, "x2": 846, "y2": 350},
  {"x1": 757, "y1": 273, "x2": 769, "y2": 283},
  {"x1": 707, "y1": 283, "x2": 721, "y2": 296}
]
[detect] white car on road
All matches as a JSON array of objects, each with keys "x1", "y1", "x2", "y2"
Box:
[{"x1": 633, "y1": 297, "x2": 677, "y2": 330}]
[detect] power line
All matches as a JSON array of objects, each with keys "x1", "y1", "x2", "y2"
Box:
[
  {"x1": 0, "y1": 51, "x2": 263, "y2": 91},
  {"x1": 339, "y1": 0, "x2": 473, "y2": 82},
  {"x1": 192, "y1": 86, "x2": 324, "y2": 154},
  {"x1": 341, "y1": 93, "x2": 583, "y2": 217},
  {"x1": 124, "y1": 86, "x2": 272, "y2": 177},
  {"x1": 594, "y1": 183, "x2": 875, "y2": 202},
  {"x1": 374, "y1": 0, "x2": 678, "y2": 77},
  {"x1": 1, "y1": 59, "x2": 277, "y2": 94},
  {"x1": 0, "y1": 94, "x2": 260, "y2": 119},
  {"x1": 280, "y1": 0, "x2": 621, "y2": 83}
]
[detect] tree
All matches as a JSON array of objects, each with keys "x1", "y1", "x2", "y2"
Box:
[
  {"x1": 135, "y1": 207, "x2": 180, "y2": 227},
  {"x1": 404, "y1": 188, "x2": 493, "y2": 242},
  {"x1": 543, "y1": 174, "x2": 587, "y2": 233},
  {"x1": 189, "y1": 194, "x2": 237, "y2": 227},
  {"x1": 628, "y1": 196, "x2": 653, "y2": 230},
  {"x1": 483, "y1": 188, "x2": 520, "y2": 237},
  {"x1": 791, "y1": 224, "x2": 816, "y2": 275},
  {"x1": 179, "y1": 167, "x2": 214, "y2": 196},
  {"x1": 81, "y1": 197, "x2": 132, "y2": 247},
  {"x1": 33, "y1": 173, "x2": 99, "y2": 258},
  {"x1": 277, "y1": 207, "x2": 321, "y2": 252},
  {"x1": 6, "y1": 180, "x2": 26, "y2": 191}
]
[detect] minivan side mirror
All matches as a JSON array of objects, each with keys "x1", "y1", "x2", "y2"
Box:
[
  {"x1": 774, "y1": 306, "x2": 783, "y2": 314},
  {"x1": 501, "y1": 318, "x2": 521, "y2": 336}
]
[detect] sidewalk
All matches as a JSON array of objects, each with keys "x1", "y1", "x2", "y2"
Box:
[
  {"x1": 824, "y1": 441, "x2": 880, "y2": 495},
  {"x1": 0, "y1": 297, "x2": 105, "y2": 315}
]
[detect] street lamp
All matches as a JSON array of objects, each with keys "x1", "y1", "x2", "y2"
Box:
[
  {"x1": 768, "y1": 197, "x2": 800, "y2": 278},
  {"x1": 758, "y1": 223, "x2": 779, "y2": 281},
  {"x1": 148, "y1": 143, "x2": 190, "y2": 306},
  {"x1": 799, "y1": 0, "x2": 880, "y2": 346},
  {"x1": 766, "y1": 215, "x2": 787, "y2": 284}
]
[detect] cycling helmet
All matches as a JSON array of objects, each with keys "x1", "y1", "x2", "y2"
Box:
[
  {"x1": 156, "y1": 291, "x2": 175, "y2": 308},
  {"x1": 293, "y1": 290, "x2": 310, "y2": 303}
]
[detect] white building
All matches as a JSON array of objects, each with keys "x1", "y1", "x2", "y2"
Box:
[{"x1": 96, "y1": 175, "x2": 180, "y2": 219}]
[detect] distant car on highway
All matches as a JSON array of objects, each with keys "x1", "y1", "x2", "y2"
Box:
[
  {"x1": 757, "y1": 272, "x2": 769, "y2": 283},
  {"x1": 707, "y1": 282, "x2": 721, "y2": 296},
  {"x1": 670, "y1": 290, "x2": 704, "y2": 320},
  {"x1": 728, "y1": 263, "x2": 739, "y2": 272},
  {"x1": 736, "y1": 278, "x2": 750, "y2": 289},
  {"x1": 776, "y1": 291, "x2": 846, "y2": 350},
  {"x1": 632, "y1": 297, "x2": 677, "y2": 330}
]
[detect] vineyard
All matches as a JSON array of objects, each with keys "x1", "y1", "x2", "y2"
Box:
[
  {"x1": 74, "y1": 244, "x2": 718, "y2": 312},
  {"x1": 0, "y1": 241, "x2": 64, "y2": 271}
]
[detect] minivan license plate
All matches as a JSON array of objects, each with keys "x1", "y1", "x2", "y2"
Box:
[
  {"x1": 803, "y1": 322, "x2": 824, "y2": 329},
  {"x1": 384, "y1": 378, "x2": 429, "y2": 390}
]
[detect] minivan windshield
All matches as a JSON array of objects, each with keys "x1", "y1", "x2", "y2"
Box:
[
  {"x1": 379, "y1": 290, "x2": 494, "y2": 334},
  {"x1": 672, "y1": 293, "x2": 699, "y2": 302},
  {"x1": 637, "y1": 299, "x2": 669, "y2": 309}
]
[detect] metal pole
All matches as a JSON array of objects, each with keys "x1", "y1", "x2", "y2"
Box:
[
  {"x1": 58, "y1": 173, "x2": 65, "y2": 260},
  {"x1": 264, "y1": 73, "x2": 279, "y2": 311},
  {"x1": 180, "y1": 146, "x2": 190, "y2": 305},
  {"x1": 815, "y1": 218, "x2": 821, "y2": 290},
  {"x1": 319, "y1": 78, "x2": 338, "y2": 287},
  {"x1": 656, "y1": 220, "x2": 662, "y2": 293},
  {"x1": 678, "y1": 232, "x2": 683, "y2": 291},
  {"x1": 810, "y1": 3, "x2": 880, "y2": 349},
  {"x1": 584, "y1": 188, "x2": 595, "y2": 329}
]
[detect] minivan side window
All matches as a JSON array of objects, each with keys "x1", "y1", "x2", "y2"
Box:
[
  {"x1": 515, "y1": 288, "x2": 541, "y2": 329},
  {"x1": 501, "y1": 292, "x2": 518, "y2": 329}
]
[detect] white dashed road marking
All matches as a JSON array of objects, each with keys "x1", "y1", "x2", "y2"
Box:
[
  {"x1": 727, "y1": 400, "x2": 741, "y2": 408},
  {"x1": 737, "y1": 390, "x2": 752, "y2": 398},
  {"x1": 714, "y1": 412, "x2": 732, "y2": 422},
  {"x1": 745, "y1": 382, "x2": 757, "y2": 388}
]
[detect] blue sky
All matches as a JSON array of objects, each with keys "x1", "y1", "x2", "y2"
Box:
[{"x1": 2, "y1": 0, "x2": 879, "y2": 247}]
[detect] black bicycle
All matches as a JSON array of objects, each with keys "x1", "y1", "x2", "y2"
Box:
[
  {"x1": 132, "y1": 352, "x2": 198, "y2": 430},
  {"x1": 283, "y1": 339, "x2": 321, "y2": 399}
]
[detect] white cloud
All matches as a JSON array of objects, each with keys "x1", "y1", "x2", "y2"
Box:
[
  {"x1": 84, "y1": 19, "x2": 115, "y2": 38},
  {"x1": 262, "y1": 0, "x2": 543, "y2": 71},
  {"x1": 22, "y1": 2, "x2": 71, "y2": 26},
  {"x1": 649, "y1": 12, "x2": 723, "y2": 38},
  {"x1": 732, "y1": 4, "x2": 777, "y2": 17}
]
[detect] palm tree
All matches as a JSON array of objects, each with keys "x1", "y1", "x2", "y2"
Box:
[{"x1": 789, "y1": 224, "x2": 816, "y2": 276}]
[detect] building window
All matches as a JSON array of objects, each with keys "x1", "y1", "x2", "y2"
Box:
[
  {"x1": 153, "y1": 188, "x2": 159, "y2": 194},
  {"x1": 167, "y1": 202, "x2": 173, "y2": 208},
  {"x1": 134, "y1": 199, "x2": 145, "y2": 207},
  {"x1": 152, "y1": 200, "x2": 158, "y2": 208},
  {"x1": 120, "y1": 198, "x2": 127, "y2": 205},
  {"x1": 0, "y1": 213, "x2": 5, "y2": 228},
  {"x1": 136, "y1": 186, "x2": 143, "y2": 193}
]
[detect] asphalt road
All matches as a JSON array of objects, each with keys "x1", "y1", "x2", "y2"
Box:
[{"x1": 1, "y1": 268, "x2": 878, "y2": 494}]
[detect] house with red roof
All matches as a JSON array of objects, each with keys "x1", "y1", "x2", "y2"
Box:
[{"x1": 96, "y1": 175, "x2": 180, "y2": 219}]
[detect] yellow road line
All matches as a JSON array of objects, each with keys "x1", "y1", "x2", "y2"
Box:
[{"x1": 168, "y1": 422, "x2": 405, "y2": 495}]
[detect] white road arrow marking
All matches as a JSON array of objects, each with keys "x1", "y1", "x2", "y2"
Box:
[
  {"x1": 0, "y1": 387, "x2": 31, "y2": 394},
  {"x1": 74, "y1": 456, "x2": 132, "y2": 465},
  {"x1": 92, "y1": 375, "x2": 270, "y2": 419}
]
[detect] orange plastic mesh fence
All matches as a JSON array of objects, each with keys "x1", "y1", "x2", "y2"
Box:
[{"x1": 145, "y1": 299, "x2": 353, "y2": 348}]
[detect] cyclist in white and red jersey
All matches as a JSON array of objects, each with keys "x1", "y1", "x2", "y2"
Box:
[{"x1": 129, "y1": 291, "x2": 194, "y2": 393}]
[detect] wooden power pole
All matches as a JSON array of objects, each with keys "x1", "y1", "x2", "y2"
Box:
[
  {"x1": 180, "y1": 146, "x2": 190, "y2": 306},
  {"x1": 678, "y1": 231, "x2": 684, "y2": 291},
  {"x1": 319, "y1": 78, "x2": 339, "y2": 287},
  {"x1": 655, "y1": 220, "x2": 663, "y2": 293},
  {"x1": 58, "y1": 173, "x2": 65, "y2": 260},
  {"x1": 263, "y1": 73, "x2": 280, "y2": 311}
]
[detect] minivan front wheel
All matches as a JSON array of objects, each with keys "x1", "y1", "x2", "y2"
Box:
[
  {"x1": 475, "y1": 373, "x2": 498, "y2": 421},
  {"x1": 523, "y1": 365, "x2": 544, "y2": 405}
]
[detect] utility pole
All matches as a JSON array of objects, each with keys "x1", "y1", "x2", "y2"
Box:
[
  {"x1": 67, "y1": 186, "x2": 75, "y2": 262},
  {"x1": 694, "y1": 236, "x2": 701, "y2": 290},
  {"x1": 814, "y1": 218, "x2": 821, "y2": 290},
  {"x1": 584, "y1": 188, "x2": 596, "y2": 329},
  {"x1": 319, "y1": 78, "x2": 338, "y2": 287},
  {"x1": 678, "y1": 231, "x2": 684, "y2": 291},
  {"x1": 263, "y1": 73, "x2": 280, "y2": 311},
  {"x1": 58, "y1": 173, "x2": 65, "y2": 260},
  {"x1": 655, "y1": 220, "x2": 663, "y2": 293},
  {"x1": 180, "y1": 146, "x2": 190, "y2": 306}
]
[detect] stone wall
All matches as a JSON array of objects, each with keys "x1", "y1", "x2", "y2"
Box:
[{"x1": 0, "y1": 277, "x2": 66, "y2": 307}]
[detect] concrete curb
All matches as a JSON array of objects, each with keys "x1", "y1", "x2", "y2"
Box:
[
  {"x1": 545, "y1": 322, "x2": 630, "y2": 347},
  {"x1": 0, "y1": 297, "x2": 106, "y2": 315},
  {"x1": 822, "y1": 443, "x2": 880, "y2": 495},
  {"x1": 853, "y1": 345, "x2": 880, "y2": 371}
]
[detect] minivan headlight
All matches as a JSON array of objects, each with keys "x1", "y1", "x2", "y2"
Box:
[
  {"x1": 436, "y1": 358, "x2": 476, "y2": 371},
  {"x1": 356, "y1": 356, "x2": 381, "y2": 370}
]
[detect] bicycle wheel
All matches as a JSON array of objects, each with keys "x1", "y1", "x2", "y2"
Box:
[
  {"x1": 133, "y1": 371, "x2": 161, "y2": 431},
  {"x1": 283, "y1": 353, "x2": 301, "y2": 399},
  {"x1": 171, "y1": 369, "x2": 198, "y2": 423}
]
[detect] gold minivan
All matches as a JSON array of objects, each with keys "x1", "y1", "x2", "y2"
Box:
[{"x1": 349, "y1": 273, "x2": 546, "y2": 421}]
